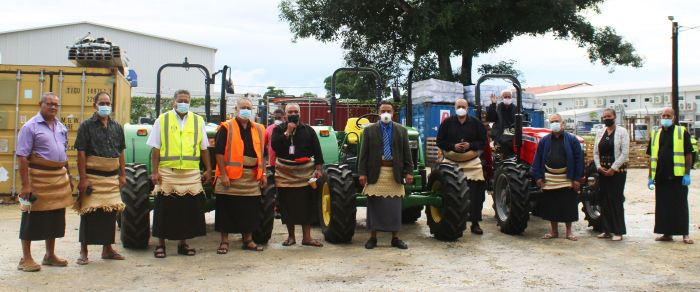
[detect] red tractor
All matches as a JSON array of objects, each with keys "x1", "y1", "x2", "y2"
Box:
[{"x1": 475, "y1": 74, "x2": 602, "y2": 235}]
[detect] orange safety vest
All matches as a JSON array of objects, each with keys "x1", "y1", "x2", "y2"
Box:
[{"x1": 215, "y1": 119, "x2": 265, "y2": 180}]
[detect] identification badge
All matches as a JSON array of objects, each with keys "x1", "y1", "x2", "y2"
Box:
[{"x1": 289, "y1": 145, "x2": 295, "y2": 155}]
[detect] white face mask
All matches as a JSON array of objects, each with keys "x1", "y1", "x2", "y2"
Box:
[
  {"x1": 503, "y1": 98, "x2": 513, "y2": 105},
  {"x1": 274, "y1": 120, "x2": 283, "y2": 126},
  {"x1": 380, "y1": 112, "x2": 392, "y2": 124},
  {"x1": 455, "y1": 108, "x2": 467, "y2": 117},
  {"x1": 550, "y1": 122, "x2": 561, "y2": 132}
]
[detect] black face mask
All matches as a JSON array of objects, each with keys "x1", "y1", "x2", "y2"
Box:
[
  {"x1": 603, "y1": 118, "x2": 615, "y2": 127},
  {"x1": 287, "y1": 114, "x2": 300, "y2": 124}
]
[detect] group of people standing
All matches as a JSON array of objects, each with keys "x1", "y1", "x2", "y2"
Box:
[{"x1": 14, "y1": 89, "x2": 695, "y2": 272}]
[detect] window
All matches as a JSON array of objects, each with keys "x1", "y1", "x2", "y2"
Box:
[
  {"x1": 558, "y1": 102, "x2": 562, "y2": 106},
  {"x1": 696, "y1": 115, "x2": 700, "y2": 121},
  {"x1": 631, "y1": 98, "x2": 636, "y2": 102},
  {"x1": 679, "y1": 96, "x2": 685, "y2": 100},
  {"x1": 645, "y1": 98, "x2": 650, "y2": 102},
  {"x1": 609, "y1": 100, "x2": 615, "y2": 104},
  {"x1": 695, "y1": 95, "x2": 700, "y2": 100},
  {"x1": 623, "y1": 99, "x2": 627, "y2": 103},
  {"x1": 543, "y1": 103, "x2": 547, "y2": 106}
]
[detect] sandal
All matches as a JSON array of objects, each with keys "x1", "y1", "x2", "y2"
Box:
[
  {"x1": 42, "y1": 255, "x2": 68, "y2": 267},
  {"x1": 18, "y1": 258, "x2": 41, "y2": 272},
  {"x1": 282, "y1": 238, "x2": 296, "y2": 246},
  {"x1": 611, "y1": 235, "x2": 623, "y2": 241},
  {"x1": 597, "y1": 233, "x2": 611, "y2": 239},
  {"x1": 683, "y1": 237, "x2": 694, "y2": 244},
  {"x1": 217, "y1": 242, "x2": 230, "y2": 255},
  {"x1": 566, "y1": 235, "x2": 578, "y2": 241},
  {"x1": 655, "y1": 235, "x2": 673, "y2": 242},
  {"x1": 153, "y1": 246, "x2": 166, "y2": 258},
  {"x1": 101, "y1": 253, "x2": 125, "y2": 260},
  {"x1": 242, "y1": 240, "x2": 264, "y2": 252},
  {"x1": 301, "y1": 239, "x2": 324, "y2": 247},
  {"x1": 76, "y1": 257, "x2": 90, "y2": 265},
  {"x1": 177, "y1": 244, "x2": 196, "y2": 256},
  {"x1": 542, "y1": 233, "x2": 558, "y2": 239}
]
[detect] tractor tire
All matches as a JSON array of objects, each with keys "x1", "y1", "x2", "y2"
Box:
[
  {"x1": 425, "y1": 163, "x2": 470, "y2": 241},
  {"x1": 253, "y1": 175, "x2": 276, "y2": 245},
  {"x1": 582, "y1": 200, "x2": 604, "y2": 232},
  {"x1": 402, "y1": 206, "x2": 423, "y2": 224},
  {"x1": 319, "y1": 165, "x2": 356, "y2": 243},
  {"x1": 120, "y1": 163, "x2": 152, "y2": 249},
  {"x1": 491, "y1": 161, "x2": 530, "y2": 235},
  {"x1": 581, "y1": 162, "x2": 604, "y2": 232}
]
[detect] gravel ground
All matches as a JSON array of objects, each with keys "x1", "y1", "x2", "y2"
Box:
[{"x1": 0, "y1": 169, "x2": 698, "y2": 291}]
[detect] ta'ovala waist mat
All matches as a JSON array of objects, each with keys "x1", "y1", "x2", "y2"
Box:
[
  {"x1": 443, "y1": 150, "x2": 484, "y2": 181},
  {"x1": 25, "y1": 155, "x2": 73, "y2": 212},
  {"x1": 74, "y1": 156, "x2": 124, "y2": 215},
  {"x1": 152, "y1": 168, "x2": 203, "y2": 196},
  {"x1": 363, "y1": 166, "x2": 405, "y2": 198},
  {"x1": 274, "y1": 158, "x2": 315, "y2": 188},
  {"x1": 543, "y1": 166, "x2": 572, "y2": 190},
  {"x1": 215, "y1": 156, "x2": 261, "y2": 196}
]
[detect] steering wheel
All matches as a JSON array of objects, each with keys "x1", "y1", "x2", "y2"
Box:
[{"x1": 355, "y1": 113, "x2": 380, "y2": 129}]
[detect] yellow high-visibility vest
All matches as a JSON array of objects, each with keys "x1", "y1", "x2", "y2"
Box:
[
  {"x1": 159, "y1": 111, "x2": 204, "y2": 170},
  {"x1": 650, "y1": 125, "x2": 686, "y2": 179}
]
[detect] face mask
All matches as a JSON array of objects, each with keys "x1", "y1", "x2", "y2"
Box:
[
  {"x1": 455, "y1": 108, "x2": 467, "y2": 117},
  {"x1": 238, "y1": 109, "x2": 252, "y2": 120},
  {"x1": 274, "y1": 120, "x2": 283, "y2": 126},
  {"x1": 550, "y1": 122, "x2": 561, "y2": 132},
  {"x1": 503, "y1": 98, "x2": 513, "y2": 105},
  {"x1": 660, "y1": 119, "x2": 673, "y2": 128},
  {"x1": 97, "y1": 105, "x2": 111, "y2": 117},
  {"x1": 287, "y1": 114, "x2": 300, "y2": 124},
  {"x1": 176, "y1": 102, "x2": 189, "y2": 114},
  {"x1": 380, "y1": 112, "x2": 392, "y2": 124},
  {"x1": 603, "y1": 118, "x2": 615, "y2": 127}
]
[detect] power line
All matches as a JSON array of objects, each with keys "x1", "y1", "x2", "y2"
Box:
[{"x1": 234, "y1": 84, "x2": 326, "y2": 89}]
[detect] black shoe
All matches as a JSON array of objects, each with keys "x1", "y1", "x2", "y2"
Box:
[
  {"x1": 365, "y1": 238, "x2": 377, "y2": 249},
  {"x1": 471, "y1": 224, "x2": 483, "y2": 235},
  {"x1": 391, "y1": 238, "x2": 408, "y2": 249}
]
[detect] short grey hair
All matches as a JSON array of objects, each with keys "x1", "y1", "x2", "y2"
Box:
[
  {"x1": 236, "y1": 97, "x2": 253, "y2": 108},
  {"x1": 285, "y1": 103, "x2": 300, "y2": 111},
  {"x1": 501, "y1": 89, "x2": 512, "y2": 97},
  {"x1": 173, "y1": 89, "x2": 191, "y2": 99},
  {"x1": 549, "y1": 113, "x2": 564, "y2": 124},
  {"x1": 39, "y1": 92, "x2": 58, "y2": 104}
]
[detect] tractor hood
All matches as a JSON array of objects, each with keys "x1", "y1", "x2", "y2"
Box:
[{"x1": 522, "y1": 127, "x2": 585, "y2": 144}]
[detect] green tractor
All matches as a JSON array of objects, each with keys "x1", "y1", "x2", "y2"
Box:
[
  {"x1": 119, "y1": 60, "x2": 277, "y2": 248},
  {"x1": 314, "y1": 67, "x2": 471, "y2": 243}
]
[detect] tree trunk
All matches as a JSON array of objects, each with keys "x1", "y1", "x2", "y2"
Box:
[
  {"x1": 460, "y1": 50, "x2": 474, "y2": 85},
  {"x1": 437, "y1": 51, "x2": 453, "y2": 81}
]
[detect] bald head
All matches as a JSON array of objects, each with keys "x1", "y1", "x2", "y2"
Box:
[
  {"x1": 548, "y1": 113, "x2": 564, "y2": 124},
  {"x1": 661, "y1": 107, "x2": 675, "y2": 120}
]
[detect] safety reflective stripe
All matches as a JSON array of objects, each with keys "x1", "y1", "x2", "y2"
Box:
[
  {"x1": 193, "y1": 114, "x2": 199, "y2": 155},
  {"x1": 256, "y1": 123, "x2": 264, "y2": 157},
  {"x1": 223, "y1": 121, "x2": 263, "y2": 167},
  {"x1": 163, "y1": 112, "x2": 170, "y2": 158}
]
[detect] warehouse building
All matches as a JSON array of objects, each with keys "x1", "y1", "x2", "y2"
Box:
[{"x1": 0, "y1": 21, "x2": 217, "y2": 96}]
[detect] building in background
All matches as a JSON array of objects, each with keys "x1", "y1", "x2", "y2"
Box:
[{"x1": 0, "y1": 21, "x2": 216, "y2": 97}]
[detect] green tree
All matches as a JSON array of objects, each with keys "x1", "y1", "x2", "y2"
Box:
[
  {"x1": 477, "y1": 59, "x2": 524, "y2": 82},
  {"x1": 280, "y1": 0, "x2": 643, "y2": 85},
  {"x1": 323, "y1": 72, "x2": 382, "y2": 100},
  {"x1": 264, "y1": 86, "x2": 286, "y2": 97},
  {"x1": 302, "y1": 92, "x2": 318, "y2": 98}
]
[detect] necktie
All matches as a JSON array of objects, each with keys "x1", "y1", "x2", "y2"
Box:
[{"x1": 383, "y1": 125, "x2": 392, "y2": 160}]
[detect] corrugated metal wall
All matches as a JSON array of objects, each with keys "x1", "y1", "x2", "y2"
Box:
[{"x1": 0, "y1": 23, "x2": 216, "y2": 97}]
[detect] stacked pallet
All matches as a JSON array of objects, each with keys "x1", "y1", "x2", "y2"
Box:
[
  {"x1": 425, "y1": 138, "x2": 440, "y2": 166},
  {"x1": 68, "y1": 37, "x2": 127, "y2": 69},
  {"x1": 584, "y1": 140, "x2": 649, "y2": 168}
]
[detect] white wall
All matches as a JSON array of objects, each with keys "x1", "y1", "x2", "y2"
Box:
[{"x1": 0, "y1": 23, "x2": 216, "y2": 97}]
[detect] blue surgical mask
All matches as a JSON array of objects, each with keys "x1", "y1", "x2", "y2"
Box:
[
  {"x1": 239, "y1": 109, "x2": 252, "y2": 120},
  {"x1": 176, "y1": 102, "x2": 189, "y2": 114},
  {"x1": 660, "y1": 119, "x2": 673, "y2": 128},
  {"x1": 97, "y1": 105, "x2": 111, "y2": 117},
  {"x1": 550, "y1": 122, "x2": 561, "y2": 132}
]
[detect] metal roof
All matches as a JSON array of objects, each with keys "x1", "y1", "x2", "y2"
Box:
[{"x1": 0, "y1": 21, "x2": 217, "y2": 51}]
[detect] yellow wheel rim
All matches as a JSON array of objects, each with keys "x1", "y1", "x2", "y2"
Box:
[
  {"x1": 430, "y1": 181, "x2": 443, "y2": 223},
  {"x1": 322, "y1": 182, "x2": 331, "y2": 226}
]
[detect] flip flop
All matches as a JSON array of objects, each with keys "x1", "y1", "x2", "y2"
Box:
[
  {"x1": 101, "y1": 253, "x2": 125, "y2": 260},
  {"x1": 566, "y1": 235, "x2": 578, "y2": 241},
  {"x1": 242, "y1": 240, "x2": 264, "y2": 252},
  {"x1": 301, "y1": 239, "x2": 324, "y2": 247},
  {"x1": 611, "y1": 235, "x2": 623, "y2": 241},
  {"x1": 683, "y1": 238, "x2": 694, "y2": 244},
  {"x1": 76, "y1": 258, "x2": 90, "y2": 265},
  {"x1": 217, "y1": 242, "x2": 230, "y2": 254},
  {"x1": 655, "y1": 236, "x2": 673, "y2": 242},
  {"x1": 542, "y1": 233, "x2": 558, "y2": 239},
  {"x1": 597, "y1": 233, "x2": 612, "y2": 239},
  {"x1": 177, "y1": 244, "x2": 196, "y2": 256},
  {"x1": 282, "y1": 238, "x2": 296, "y2": 246}
]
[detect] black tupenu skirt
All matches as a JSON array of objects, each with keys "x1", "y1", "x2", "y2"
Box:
[
  {"x1": 534, "y1": 187, "x2": 579, "y2": 223},
  {"x1": 152, "y1": 192, "x2": 206, "y2": 240},
  {"x1": 215, "y1": 194, "x2": 261, "y2": 233},
  {"x1": 654, "y1": 178, "x2": 689, "y2": 235},
  {"x1": 598, "y1": 172, "x2": 627, "y2": 235},
  {"x1": 277, "y1": 186, "x2": 317, "y2": 225},
  {"x1": 79, "y1": 209, "x2": 117, "y2": 245},
  {"x1": 19, "y1": 208, "x2": 66, "y2": 241},
  {"x1": 366, "y1": 196, "x2": 402, "y2": 232}
]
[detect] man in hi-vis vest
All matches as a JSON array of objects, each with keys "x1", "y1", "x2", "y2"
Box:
[
  {"x1": 213, "y1": 98, "x2": 267, "y2": 253},
  {"x1": 647, "y1": 107, "x2": 694, "y2": 244},
  {"x1": 146, "y1": 89, "x2": 212, "y2": 258}
]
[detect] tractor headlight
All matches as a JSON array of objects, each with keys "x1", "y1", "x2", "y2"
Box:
[{"x1": 409, "y1": 140, "x2": 418, "y2": 149}]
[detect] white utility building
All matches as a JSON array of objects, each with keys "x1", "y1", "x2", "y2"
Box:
[{"x1": 0, "y1": 21, "x2": 217, "y2": 96}]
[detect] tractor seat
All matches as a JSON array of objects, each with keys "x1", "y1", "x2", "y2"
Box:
[{"x1": 344, "y1": 117, "x2": 370, "y2": 144}]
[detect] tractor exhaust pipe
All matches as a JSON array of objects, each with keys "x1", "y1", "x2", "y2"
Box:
[{"x1": 406, "y1": 69, "x2": 413, "y2": 127}]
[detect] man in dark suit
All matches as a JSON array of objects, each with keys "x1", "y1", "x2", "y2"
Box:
[{"x1": 358, "y1": 101, "x2": 414, "y2": 249}]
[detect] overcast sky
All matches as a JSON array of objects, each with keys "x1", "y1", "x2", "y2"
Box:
[{"x1": 1, "y1": 0, "x2": 698, "y2": 95}]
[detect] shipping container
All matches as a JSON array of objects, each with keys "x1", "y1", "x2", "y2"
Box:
[
  {"x1": 399, "y1": 102, "x2": 476, "y2": 142},
  {"x1": 0, "y1": 65, "x2": 132, "y2": 195},
  {"x1": 272, "y1": 100, "x2": 374, "y2": 131},
  {"x1": 524, "y1": 109, "x2": 545, "y2": 128}
]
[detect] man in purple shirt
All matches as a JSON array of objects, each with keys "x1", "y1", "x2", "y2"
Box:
[{"x1": 16, "y1": 92, "x2": 73, "y2": 272}]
